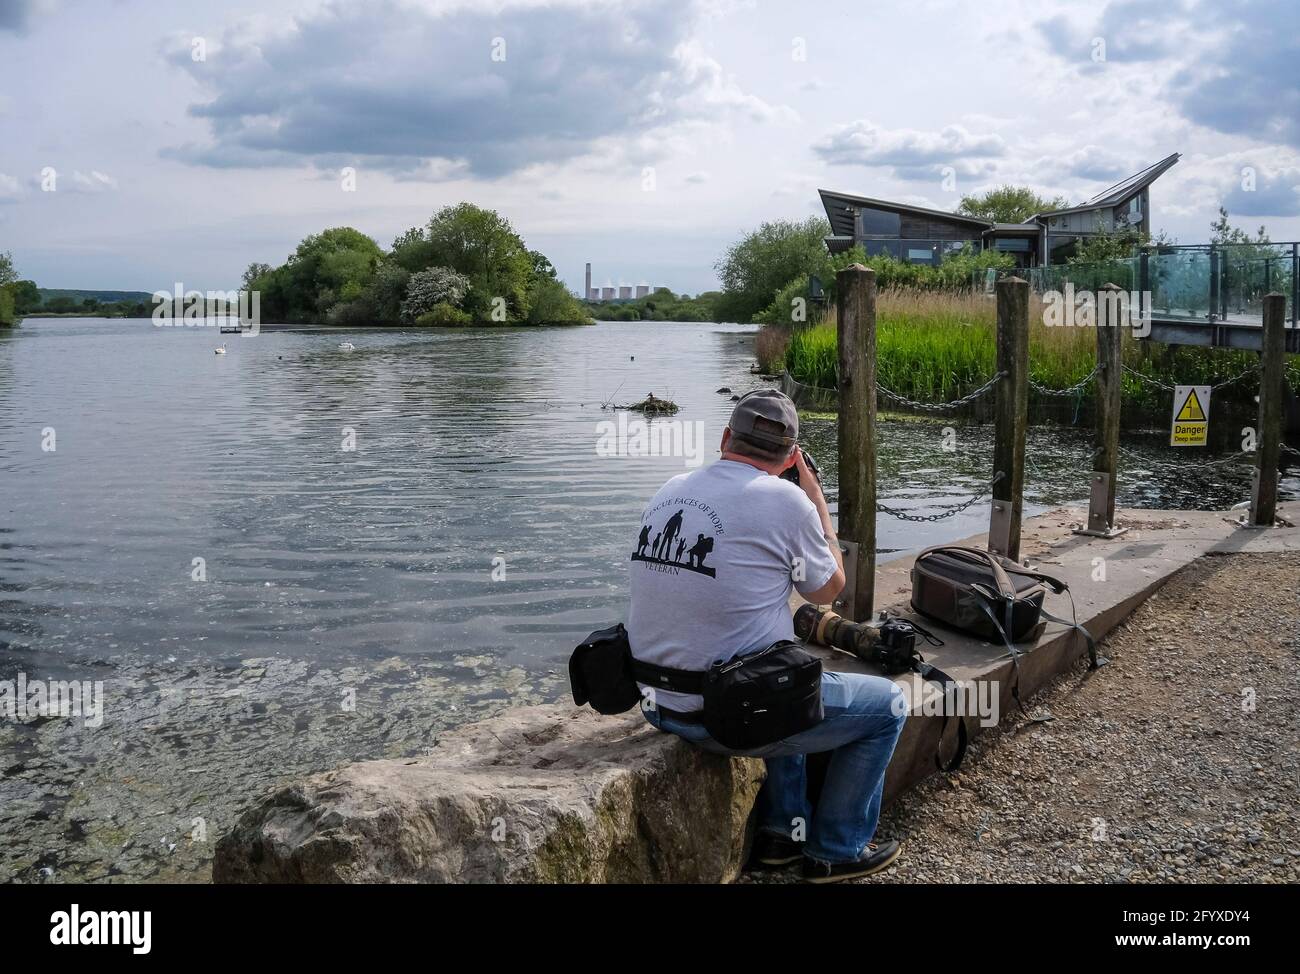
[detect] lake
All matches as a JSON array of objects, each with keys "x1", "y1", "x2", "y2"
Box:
[
  {"x1": 2, "y1": 316, "x2": 1294, "y2": 881},
  {"x1": 2, "y1": 317, "x2": 1291, "y2": 676}
]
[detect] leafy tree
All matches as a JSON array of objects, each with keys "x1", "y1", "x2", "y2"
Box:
[
  {"x1": 282, "y1": 227, "x2": 383, "y2": 321},
  {"x1": 714, "y1": 217, "x2": 832, "y2": 323},
  {"x1": 390, "y1": 226, "x2": 436, "y2": 273},
  {"x1": 242, "y1": 262, "x2": 273, "y2": 290},
  {"x1": 10, "y1": 280, "x2": 40, "y2": 313},
  {"x1": 415, "y1": 303, "x2": 473, "y2": 326},
  {"x1": 401, "y1": 267, "x2": 470, "y2": 322},
  {"x1": 326, "y1": 294, "x2": 380, "y2": 326},
  {"x1": 1210, "y1": 206, "x2": 1269, "y2": 246},
  {"x1": 958, "y1": 186, "x2": 1069, "y2": 223},
  {"x1": 0, "y1": 251, "x2": 15, "y2": 288},
  {"x1": 525, "y1": 275, "x2": 586, "y2": 324},
  {"x1": 229, "y1": 207, "x2": 587, "y2": 327},
  {"x1": 1069, "y1": 223, "x2": 1148, "y2": 265},
  {"x1": 529, "y1": 250, "x2": 557, "y2": 281},
  {"x1": 368, "y1": 261, "x2": 412, "y2": 323},
  {"x1": 423, "y1": 203, "x2": 534, "y2": 320}
]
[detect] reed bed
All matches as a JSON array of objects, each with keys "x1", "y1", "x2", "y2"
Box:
[{"x1": 784, "y1": 287, "x2": 1273, "y2": 414}]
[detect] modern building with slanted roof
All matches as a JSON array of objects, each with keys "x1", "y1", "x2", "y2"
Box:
[{"x1": 819, "y1": 153, "x2": 1180, "y2": 268}]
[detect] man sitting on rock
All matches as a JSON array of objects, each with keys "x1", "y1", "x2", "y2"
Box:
[{"x1": 627, "y1": 389, "x2": 907, "y2": 883}]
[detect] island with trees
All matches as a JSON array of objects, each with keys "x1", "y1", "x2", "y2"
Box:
[{"x1": 244, "y1": 203, "x2": 589, "y2": 326}]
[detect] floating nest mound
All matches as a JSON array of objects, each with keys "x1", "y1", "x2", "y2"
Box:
[{"x1": 620, "y1": 392, "x2": 679, "y2": 416}]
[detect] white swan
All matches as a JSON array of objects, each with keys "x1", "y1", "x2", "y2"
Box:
[
  {"x1": 214, "y1": 344, "x2": 227, "y2": 355},
  {"x1": 338, "y1": 341, "x2": 355, "y2": 350}
]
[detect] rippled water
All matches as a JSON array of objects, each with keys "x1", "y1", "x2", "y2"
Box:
[{"x1": 2, "y1": 318, "x2": 1293, "y2": 677}]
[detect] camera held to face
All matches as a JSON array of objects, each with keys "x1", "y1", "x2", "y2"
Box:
[{"x1": 779, "y1": 448, "x2": 819, "y2": 487}]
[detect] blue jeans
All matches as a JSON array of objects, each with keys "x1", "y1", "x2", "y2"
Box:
[{"x1": 644, "y1": 671, "x2": 907, "y2": 864}]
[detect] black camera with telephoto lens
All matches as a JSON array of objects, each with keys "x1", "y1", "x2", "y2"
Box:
[
  {"x1": 779, "y1": 448, "x2": 819, "y2": 486},
  {"x1": 793, "y1": 605, "x2": 928, "y2": 675}
]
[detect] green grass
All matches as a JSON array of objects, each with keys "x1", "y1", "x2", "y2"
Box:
[{"x1": 785, "y1": 288, "x2": 1289, "y2": 415}]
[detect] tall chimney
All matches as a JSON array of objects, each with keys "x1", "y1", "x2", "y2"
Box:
[{"x1": 585, "y1": 262, "x2": 592, "y2": 301}]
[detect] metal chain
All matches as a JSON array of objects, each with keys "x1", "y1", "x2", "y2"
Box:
[
  {"x1": 1029, "y1": 364, "x2": 1099, "y2": 397},
  {"x1": 1117, "y1": 445, "x2": 1253, "y2": 472},
  {"x1": 1121, "y1": 365, "x2": 1176, "y2": 391},
  {"x1": 876, "y1": 472, "x2": 1005, "y2": 522},
  {"x1": 876, "y1": 371, "x2": 1006, "y2": 413},
  {"x1": 1122, "y1": 363, "x2": 1259, "y2": 392},
  {"x1": 1210, "y1": 363, "x2": 1261, "y2": 390}
]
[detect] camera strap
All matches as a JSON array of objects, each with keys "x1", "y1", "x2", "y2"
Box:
[
  {"x1": 913, "y1": 658, "x2": 969, "y2": 773},
  {"x1": 876, "y1": 614, "x2": 967, "y2": 772}
]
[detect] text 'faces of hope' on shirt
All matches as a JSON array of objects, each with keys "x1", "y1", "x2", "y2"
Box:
[{"x1": 627, "y1": 459, "x2": 838, "y2": 712}]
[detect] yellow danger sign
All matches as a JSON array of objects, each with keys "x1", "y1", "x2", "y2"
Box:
[
  {"x1": 1176, "y1": 388, "x2": 1207, "y2": 421},
  {"x1": 1170, "y1": 384, "x2": 1210, "y2": 446}
]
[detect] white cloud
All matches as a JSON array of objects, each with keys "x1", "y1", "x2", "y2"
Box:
[
  {"x1": 160, "y1": 0, "x2": 789, "y2": 180},
  {"x1": 70, "y1": 170, "x2": 118, "y2": 193},
  {"x1": 813, "y1": 118, "x2": 1007, "y2": 172},
  {"x1": 0, "y1": 172, "x2": 22, "y2": 202}
]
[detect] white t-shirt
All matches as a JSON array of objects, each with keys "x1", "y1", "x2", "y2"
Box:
[{"x1": 626, "y1": 459, "x2": 839, "y2": 712}]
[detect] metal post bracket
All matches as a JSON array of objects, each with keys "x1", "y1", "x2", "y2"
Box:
[
  {"x1": 988, "y1": 500, "x2": 1012, "y2": 557},
  {"x1": 1073, "y1": 471, "x2": 1129, "y2": 539},
  {"x1": 831, "y1": 539, "x2": 860, "y2": 621}
]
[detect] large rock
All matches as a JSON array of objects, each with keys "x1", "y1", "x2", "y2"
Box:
[{"x1": 214, "y1": 704, "x2": 765, "y2": 883}]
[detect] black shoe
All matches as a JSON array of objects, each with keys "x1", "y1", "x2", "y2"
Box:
[
  {"x1": 748, "y1": 830, "x2": 804, "y2": 870},
  {"x1": 801, "y1": 840, "x2": 901, "y2": 883}
]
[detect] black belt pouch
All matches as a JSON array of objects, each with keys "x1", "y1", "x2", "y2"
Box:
[
  {"x1": 702, "y1": 640, "x2": 823, "y2": 749},
  {"x1": 569, "y1": 623, "x2": 641, "y2": 715}
]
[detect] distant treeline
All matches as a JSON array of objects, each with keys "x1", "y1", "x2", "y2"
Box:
[
  {"x1": 245, "y1": 203, "x2": 590, "y2": 326},
  {"x1": 584, "y1": 290, "x2": 721, "y2": 321},
  {"x1": 17, "y1": 287, "x2": 155, "y2": 318}
]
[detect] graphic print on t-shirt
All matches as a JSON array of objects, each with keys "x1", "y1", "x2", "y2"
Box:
[{"x1": 631, "y1": 501, "x2": 721, "y2": 578}]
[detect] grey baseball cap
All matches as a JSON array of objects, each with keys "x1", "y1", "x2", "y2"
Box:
[{"x1": 728, "y1": 389, "x2": 798, "y2": 450}]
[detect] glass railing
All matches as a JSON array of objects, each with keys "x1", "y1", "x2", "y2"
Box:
[
  {"x1": 982, "y1": 244, "x2": 1299, "y2": 327},
  {"x1": 1149, "y1": 250, "x2": 1211, "y2": 318}
]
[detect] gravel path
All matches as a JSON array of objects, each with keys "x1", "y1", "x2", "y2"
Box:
[{"x1": 746, "y1": 552, "x2": 1299, "y2": 884}]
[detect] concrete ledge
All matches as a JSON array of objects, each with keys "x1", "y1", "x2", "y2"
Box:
[
  {"x1": 859, "y1": 505, "x2": 1300, "y2": 802},
  {"x1": 216, "y1": 505, "x2": 1299, "y2": 883},
  {"x1": 214, "y1": 704, "x2": 764, "y2": 883}
]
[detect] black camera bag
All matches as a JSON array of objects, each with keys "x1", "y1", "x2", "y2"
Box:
[
  {"x1": 912, "y1": 545, "x2": 1048, "y2": 642},
  {"x1": 910, "y1": 545, "x2": 1103, "y2": 677},
  {"x1": 701, "y1": 640, "x2": 823, "y2": 749}
]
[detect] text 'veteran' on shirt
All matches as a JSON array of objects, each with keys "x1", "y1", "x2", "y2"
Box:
[{"x1": 626, "y1": 458, "x2": 838, "y2": 713}]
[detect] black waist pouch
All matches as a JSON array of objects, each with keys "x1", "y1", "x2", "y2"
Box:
[
  {"x1": 569, "y1": 623, "x2": 641, "y2": 715},
  {"x1": 702, "y1": 641, "x2": 823, "y2": 749}
]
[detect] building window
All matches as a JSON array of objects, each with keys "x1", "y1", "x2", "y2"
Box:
[
  {"x1": 859, "y1": 208, "x2": 901, "y2": 237},
  {"x1": 993, "y1": 238, "x2": 1031, "y2": 252},
  {"x1": 864, "y1": 239, "x2": 902, "y2": 259}
]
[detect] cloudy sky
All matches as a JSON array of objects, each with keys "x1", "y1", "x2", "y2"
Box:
[{"x1": 2, "y1": 0, "x2": 1298, "y2": 295}]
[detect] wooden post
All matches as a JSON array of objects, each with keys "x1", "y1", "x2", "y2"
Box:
[
  {"x1": 1293, "y1": 243, "x2": 1298, "y2": 328},
  {"x1": 1252, "y1": 293, "x2": 1286, "y2": 526},
  {"x1": 1078, "y1": 282, "x2": 1125, "y2": 537},
  {"x1": 836, "y1": 263, "x2": 876, "y2": 621},
  {"x1": 989, "y1": 277, "x2": 1028, "y2": 560}
]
